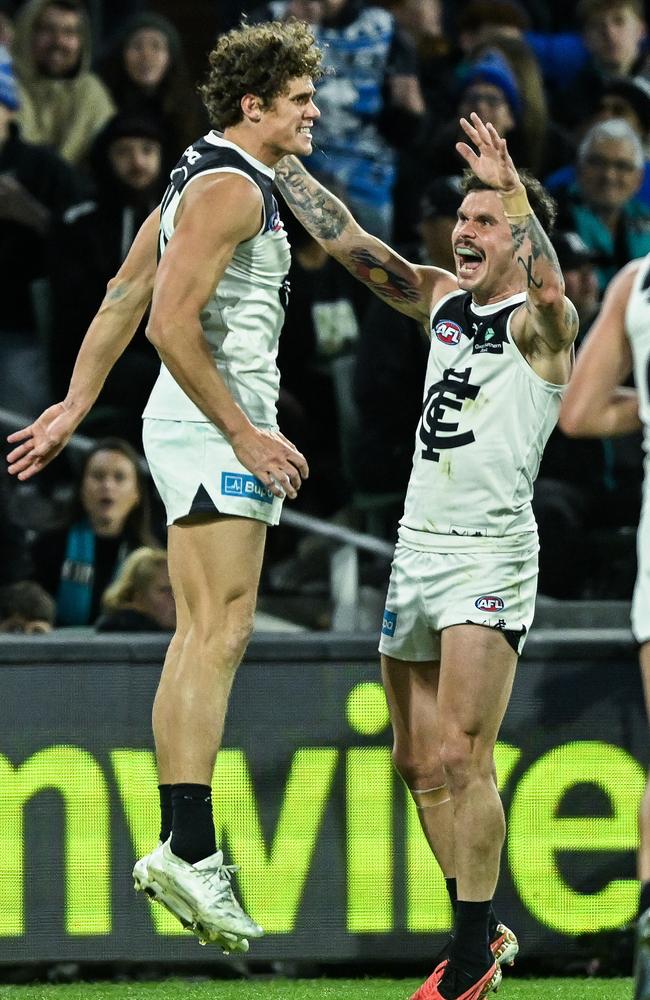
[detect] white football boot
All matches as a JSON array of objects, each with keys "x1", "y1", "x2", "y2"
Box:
[
  {"x1": 133, "y1": 842, "x2": 250, "y2": 953},
  {"x1": 147, "y1": 839, "x2": 262, "y2": 948}
]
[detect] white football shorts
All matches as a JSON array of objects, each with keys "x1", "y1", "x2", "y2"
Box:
[
  {"x1": 142, "y1": 418, "x2": 284, "y2": 526},
  {"x1": 378, "y1": 536, "x2": 539, "y2": 661},
  {"x1": 632, "y1": 501, "x2": 650, "y2": 644}
]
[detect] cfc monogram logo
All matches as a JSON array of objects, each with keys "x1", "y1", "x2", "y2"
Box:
[{"x1": 419, "y1": 367, "x2": 480, "y2": 462}]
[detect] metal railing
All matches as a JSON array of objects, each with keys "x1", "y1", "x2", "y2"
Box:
[{"x1": 0, "y1": 408, "x2": 394, "y2": 630}]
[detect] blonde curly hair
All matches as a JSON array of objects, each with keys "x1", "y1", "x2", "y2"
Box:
[{"x1": 200, "y1": 20, "x2": 324, "y2": 130}]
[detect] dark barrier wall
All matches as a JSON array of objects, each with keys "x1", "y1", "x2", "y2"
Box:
[{"x1": 0, "y1": 630, "x2": 645, "y2": 964}]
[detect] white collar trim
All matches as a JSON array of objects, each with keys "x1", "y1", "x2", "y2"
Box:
[
  {"x1": 204, "y1": 132, "x2": 275, "y2": 179},
  {"x1": 470, "y1": 292, "x2": 526, "y2": 316}
]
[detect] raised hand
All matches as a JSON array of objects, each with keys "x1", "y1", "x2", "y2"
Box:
[
  {"x1": 230, "y1": 424, "x2": 309, "y2": 499},
  {"x1": 6, "y1": 402, "x2": 81, "y2": 480},
  {"x1": 456, "y1": 112, "x2": 520, "y2": 192}
]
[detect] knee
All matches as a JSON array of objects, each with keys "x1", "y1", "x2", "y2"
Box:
[
  {"x1": 391, "y1": 741, "x2": 444, "y2": 791},
  {"x1": 439, "y1": 729, "x2": 492, "y2": 792},
  {"x1": 188, "y1": 602, "x2": 255, "y2": 668}
]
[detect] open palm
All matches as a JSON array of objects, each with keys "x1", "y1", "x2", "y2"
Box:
[
  {"x1": 456, "y1": 112, "x2": 520, "y2": 191},
  {"x1": 6, "y1": 402, "x2": 80, "y2": 480}
]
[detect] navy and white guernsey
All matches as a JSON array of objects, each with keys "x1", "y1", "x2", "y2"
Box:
[
  {"x1": 143, "y1": 133, "x2": 291, "y2": 427},
  {"x1": 626, "y1": 255, "x2": 650, "y2": 477},
  {"x1": 399, "y1": 290, "x2": 565, "y2": 549}
]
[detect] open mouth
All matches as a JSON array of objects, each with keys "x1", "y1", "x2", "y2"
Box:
[{"x1": 456, "y1": 245, "x2": 484, "y2": 276}]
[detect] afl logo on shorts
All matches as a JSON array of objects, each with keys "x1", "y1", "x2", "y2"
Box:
[
  {"x1": 475, "y1": 595, "x2": 505, "y2": 612},
  {"x1": 434, "y1": 320, "x2": 462, "y2": 346}
]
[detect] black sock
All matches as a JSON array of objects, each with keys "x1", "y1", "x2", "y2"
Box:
[
  {"x1": 639, "y1": 880, "x2": 650, "y2": 918},
  {"x1": 445, "y1": 877, "x2": 458, "y2": 916},
  {"x1": 445, "y1": 899, "x2": 492, "y2": 980},
  {"x1": 170, "y1": 783, "x2": 216, "y2": 864},
  {"x1": 158, "y1": 784, "x2": 173, "y2": 844},
  {"x1": 488, "y1": 904, "x2": 499, "y2": 939}
]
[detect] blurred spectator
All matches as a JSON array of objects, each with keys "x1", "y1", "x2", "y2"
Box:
[
  {"x1": 470, "y1": 31, "x2": 576, "y2": 179},
  {"x1": 419, "y1": 174, "x2": 463, "y2": 272},
  {"x1": 0, "y1": 580, "x2": 55, "y2": 633},
  {"x1": 552, "y1": 0, "x2": 648, "y2": 131},
  {"x1": 555, "y1": 118, "x2": 650, "y2": 291},
  {"x1": 275, "y1": 193, "x2": 371, "y2": 516},
  {"x1": 534, "y1": 230, "x2": 640, "y2": 598},
  {"x1": 48, "y1": 112, "x2": 166, "y2": 444},
  {"x1": 0, "y1": 9, "x2": 14, "y2": 47},
  {"x1": 12, "y1": 0, "x2": 115, "y2": 164},
  {"x1": 546, "y1": 75, "x2": 650, "y2": 207},
  {"x1": 455, "y1": 0, "x2": 530, "y2": 56},
  {"x1": 0, "y1": 43, "x2": 89, "y2": 416},
  {"x1": 252, "y1": 0, "x2": 425, "y2": 241},
  {"x1": 351, "y1": 286, "x2": 428, "y2": 500},
  {"x1": 0, "y1": 473, "x2": 31, "y2": 585},
  {"x1": 382, "y1": 0, "x2": 457, "y2": 243},
  {"x1": 421, "y1": 51, "x2": 572, "y2": 182},
  {"x1": 382, "y1": 0, "x2": 456, "y2": 128},
  {"x1": 29, "y1": 438, "x2": 158, "y2": 626},
  {"x1": 97, "y1": 12, "x2": 207, "y2": 174},
  {"x1": 95, "y1": 547, "x2": 175, "y2": 632}
]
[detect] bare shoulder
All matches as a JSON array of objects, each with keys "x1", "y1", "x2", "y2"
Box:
[
  {"x1": 421, "y1": 266, "x2": 460, "y2": 309},
  {"x1": 175, "y1": 171, "x2": 263, "y2": 239}
]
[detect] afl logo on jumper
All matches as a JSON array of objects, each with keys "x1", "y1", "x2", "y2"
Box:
[
  {"x1": 475, "y1": 595, "x2": 505, "y2": 612},
  {"x1": 434, "y1": 320, "x2": 462, "y2": 346}
]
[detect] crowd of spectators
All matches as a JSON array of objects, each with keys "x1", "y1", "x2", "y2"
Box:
[{"x1": 2, "y1": 0, "x2": 650, "y2": 629}]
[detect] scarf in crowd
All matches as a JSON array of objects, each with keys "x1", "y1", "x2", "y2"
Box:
[{"x1": 56, "y1": 519, "x2": 127, "y2": 626}]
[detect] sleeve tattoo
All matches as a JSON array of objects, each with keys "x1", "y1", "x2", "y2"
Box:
[{"x1": 275, "y1": 157, "x2": 422, "y2": 306}]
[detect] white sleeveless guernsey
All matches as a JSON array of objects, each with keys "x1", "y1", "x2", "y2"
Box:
[
  {"x1": 627, "y1": 256, "x2": 650, "y2": 642},
  {"x1": 626, "y1": 256, "x2": 650, "y2": 467},
  {"x1": 399, "y1": 290, "x2": 565, "y2": 549},
  {"x1": 142, "y1": 133, "x2": 291, "y2": 426}
]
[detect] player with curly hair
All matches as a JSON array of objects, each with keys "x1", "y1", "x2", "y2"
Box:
[{"x1": 7, "y1": 19, "x2": 323, "y2": 952}]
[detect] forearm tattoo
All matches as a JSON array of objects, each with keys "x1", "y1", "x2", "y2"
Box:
[
  {"x1": 511, "y1": 214, "x2": 562, "y2": 292},
  {"x1": 347, "y1": 248, "x2": 421, "y2": 304},
  {"x1": 274, "y1": 157, "x2": 349, "y2": 241},
  {"x1": 276, "y1": 157, "x2": 422, "y2": 309}
]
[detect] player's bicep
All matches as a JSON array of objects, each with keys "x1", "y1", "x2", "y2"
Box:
[{"x1": 151, "y1": 177, "x2": 260, "y2": 321}]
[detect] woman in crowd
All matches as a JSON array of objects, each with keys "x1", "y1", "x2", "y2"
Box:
[
  {"x1": 30, "y1": 438, "x2": 158, "y2": 626},
  {"x1": 97, "y1": 11, "x2": 207, "y2": 172},
  {"x1": 95, "y1": 546, "x2": 175, "y2": 632}
]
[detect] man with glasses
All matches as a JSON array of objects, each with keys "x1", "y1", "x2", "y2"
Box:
[{"x1": 555, "y1": 117, "x2": 650, "y2": 291}]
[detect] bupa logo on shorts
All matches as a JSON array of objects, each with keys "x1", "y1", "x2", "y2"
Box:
[
  {"x1": 474, "y1": 595, "x2": 505, "y2": 612},
  {"x1": 221, "y1": 472, "x2": 274, "y2": 505},
  {"x1": 434, "y1": 320, "x2": 462, "y2": 346},
  {"x1": 382, "y1": 610, "x2": 397, "y2": 636}
]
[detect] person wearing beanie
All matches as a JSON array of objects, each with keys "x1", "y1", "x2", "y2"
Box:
[
  {"x1": 419, "y1": 51, "x2": 522, "y2": 181},
  {"x1": 0, "y1": 41, "x2": 87, "y2": 414}
]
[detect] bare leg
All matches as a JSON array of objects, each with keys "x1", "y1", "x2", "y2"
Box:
[
  {"x1": 382, "y1": 654, "x2": 455, "y2": 875},
  {"x1": 639, "y1": 643, "x2": 650, "y2": 883},
  {"x1": 437, "y1": 624, "x2": 517, "y2": 901},
  {"x1": 153, "y1": 514, "x2": 266, "y2": 785}
]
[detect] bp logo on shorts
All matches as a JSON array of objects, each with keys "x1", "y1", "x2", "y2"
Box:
[
  {"x1": 434, "y1": 320, "x2": 462, "y2": 346},
  {"x1": 221, "y1": 472, "x2": 273, "y2": 505},
  {"x1": 382, "y1": 610, "x2": 397, "y2": 636},
  {"x1": 475, "y1": 595, "x2": 505, "y2": 612}
]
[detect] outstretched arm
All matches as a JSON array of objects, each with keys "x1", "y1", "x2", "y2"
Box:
[
  {"x1": 6, "y1": 207, "x2": 160, "y2": 480},
  {"x1": 274, "y1": 156, "x2": 456, "y2": 325},
  {"x1": 457, "y1": 114, "x2": 578, "y2": 363},
  {"x1": 560, "y1": 262, "x2": 640, "y2": 438}
]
